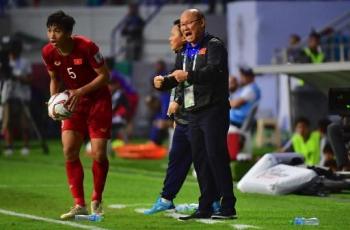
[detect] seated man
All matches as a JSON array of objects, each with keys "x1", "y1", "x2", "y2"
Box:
[
  {"x1": 229, "y1": 66, "x2": 261, "y2": 129},
  {"x1": 227, "y1": 67, "x2": 260, "y2": 159},
  {"x1": 109, "y1": 77, "x2": 129, "y2": 142},
  {"x1": 281, "y1": 117, "x2": 321, "y2": 166}
]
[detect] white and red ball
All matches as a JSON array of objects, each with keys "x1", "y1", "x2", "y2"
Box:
[{"x1": 47, "y1": 91, "x2": 72, "y2": 120}]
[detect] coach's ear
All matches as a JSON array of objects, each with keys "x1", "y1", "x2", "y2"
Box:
[{"x1": 200, "y1": 18, "x2": 205, "y2": 30}]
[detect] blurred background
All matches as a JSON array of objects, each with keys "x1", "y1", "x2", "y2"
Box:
[{"x1": 0, "y1": 0, "x2": 349, "y2": 164}]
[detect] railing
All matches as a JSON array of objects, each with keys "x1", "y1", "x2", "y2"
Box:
[
  {"x1": 273, "y1": 10, "x2": 350, "y2": 64},
  {"x1": 272, "y1": 43, "x2": 350, "y2": 64}
]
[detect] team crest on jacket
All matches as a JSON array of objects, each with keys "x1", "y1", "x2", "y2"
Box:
[
  {"x1": 54, "y1": 61, "x2": 61, "y2": 66},
  {"x1": 199, "y1": 48, "x2": 207, "y2": 55}
]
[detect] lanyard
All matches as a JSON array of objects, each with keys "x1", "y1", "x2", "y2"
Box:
[
  {"x1": 183, "y1": 53, "x2": 198, "y2": 71},
  {"x1": 183, "y1": 52, "x2": 198, "y2": 87}
]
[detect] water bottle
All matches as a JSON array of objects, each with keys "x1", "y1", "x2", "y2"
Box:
[
  {"x1": 75, "y1": 214, "x2": 103, "y2": 222},
  {"x1": 175, "y1": 203, "x2": 198, "y2": 213},
  {"x1": 291, "y1": 217, "x2": 319, "y2": 225}
]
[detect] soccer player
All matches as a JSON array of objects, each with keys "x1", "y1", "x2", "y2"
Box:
[{"x1": 42, "y1": 11, "x2": 111, "y2": 220}]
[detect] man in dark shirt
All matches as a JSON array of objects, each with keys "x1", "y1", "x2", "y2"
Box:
[
  {"x1": 121, "y1": 3, "x2": 145, "y2": 61},
  {"x1": 145, "y1": 19, "x2": 220, "y2": 215},
  {"x1": 169, "y1": 9, "x2": 237, "y2": 220}
]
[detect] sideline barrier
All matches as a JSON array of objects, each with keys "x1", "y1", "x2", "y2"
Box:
[
  {"x1": 237, "y1": 153, "x2": 317, "y2": 195},
  {"x1": 114, "y1": 142, "x2": 167, "y2": 159}
]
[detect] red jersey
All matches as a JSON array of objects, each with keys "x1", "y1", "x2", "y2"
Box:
[{"x1": 42, "y1": 35, "x2": 110, "y2": 100}]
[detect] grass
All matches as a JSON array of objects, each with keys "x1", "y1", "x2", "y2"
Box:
[{"x1": 0, "y1": 140, "x2": 349, "y2": 229}]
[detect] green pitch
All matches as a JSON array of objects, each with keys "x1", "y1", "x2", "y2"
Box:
[{"x1": 0, "y1": 140, "x2": 349, "y2": 229}]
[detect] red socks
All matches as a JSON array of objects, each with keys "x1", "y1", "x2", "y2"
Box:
[
  {"x1": 65, "y1": 159, "x2": 85, "y2": 206},
  {"x1": 92, "y1": 159, "x2": 109, "y2": 202}
]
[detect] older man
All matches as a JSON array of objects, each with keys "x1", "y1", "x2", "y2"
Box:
[{"x1": 167, "y1": 9, "x2": 237, "y2": 220}]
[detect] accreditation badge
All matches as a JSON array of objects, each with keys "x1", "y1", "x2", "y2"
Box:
[{"x1": 184, "y1": 84, "x2": 195, "y2": 109}]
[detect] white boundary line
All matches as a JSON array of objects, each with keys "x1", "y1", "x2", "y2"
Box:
[
  {"x1": 0, "y1": 184, "x2": 64, "y2": 188},
  {"x1": 108, "y1": 203, "x2": 152, "y2": 209},
  {"x1": 232, "y1": 224, "x2": 261, "y2": 229},
  {"x1": 0, "y1": 208, "x2": 108, "y2": 230}
]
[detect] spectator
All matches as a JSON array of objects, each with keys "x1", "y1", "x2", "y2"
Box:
[
  {"x1": 106, "y1": 58, "x2": 139, "y2": 140},
  {"x1": 145, "y1": 93, "x2": 171, "y2": 145},
  {"x1": 109, "y1": 76, "x2": 129, "y2": 142},
  {"x1": 229, "y1": 66, "x2": 261, "y2": 129},
  {"x1": 286, "y1": 33, "x2": 302, "y2": 63},
  {"x1": 1, "y1": 38, "x2": 32, "y2": 156},
  {"x1": 297, "y1": 31, "x2": 325, "y2": 63},
  {"x1": 281, "y1": 117, "x2": 321, "y2": 166},
  {"x1": 121, "y1": 3, "x2": 145, "y2": 61},
  {"x1": 144, "y1": 59, "x2": 171, "y2": 145}
]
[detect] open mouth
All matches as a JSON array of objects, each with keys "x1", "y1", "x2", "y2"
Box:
[
  {"x1": 185, "y1": 31, "x2": 192, "y2": 37},
  {"x1": 184, "y1": 31, "x2": 193, "y2": 41}
]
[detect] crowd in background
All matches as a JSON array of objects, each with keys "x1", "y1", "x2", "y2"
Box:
[{"x1": 0, "y1": 2, "x2": 349, "y2": 174}]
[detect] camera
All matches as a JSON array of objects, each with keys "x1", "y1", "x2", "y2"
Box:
[
  {"x1": 0, "y1": 35, "x2": 23, "y2": 80},
  {"x1": 328, "y1": 88, "x2": 350, "y2": 117}
]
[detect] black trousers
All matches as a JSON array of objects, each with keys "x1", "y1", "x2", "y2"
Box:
[
  {"x1": 161, "y1": 124, "x2": 193, "y2": 201},
  {"x1": 189, "y1": 103, "x2": 236, "y2": 213},
  {"x1": 327, "y1": 121, "x2": 350, "y2": 168}
]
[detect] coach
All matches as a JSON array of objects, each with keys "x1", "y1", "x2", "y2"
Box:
[{"x1": 170, "y1": 9, "x2": 236, "y2": 220}]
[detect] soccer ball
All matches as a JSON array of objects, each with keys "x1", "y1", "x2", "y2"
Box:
[{"x1": 47, "y1": 91, "x2": 72, "y2": 120}]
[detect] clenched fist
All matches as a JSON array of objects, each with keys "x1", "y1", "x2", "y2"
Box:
[
  {"x1": 153, "y1": 75, "x2": 165, "y2": 89},
  {"x1": 171, "y1": 70, "x2": 188, "y2": 83}
]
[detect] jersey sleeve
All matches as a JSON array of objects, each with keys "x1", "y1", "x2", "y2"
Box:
[
  {"x1": 87, "y1": 42, "x2": 105, "y2": 69},
  {"x1": 240, "y1": 85, "x2": 257, "y2": 102},
  {"x1": 41, "y1": 48, "x2": 55, "y2": 71}
]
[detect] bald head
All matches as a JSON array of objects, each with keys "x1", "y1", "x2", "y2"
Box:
[
  {"x1": 180, "y1": 8, "x2": 205, "y2": 45},
  {"x1": 181, "y1": 9, "x2": 204, "y2": 20}
]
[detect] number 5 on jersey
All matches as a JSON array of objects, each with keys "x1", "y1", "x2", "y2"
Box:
[{"x1": 67, "y1": 67, "x2": 77, "y2": 79}]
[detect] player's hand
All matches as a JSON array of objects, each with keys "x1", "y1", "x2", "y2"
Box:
[
  {"x1": 47, "y1": 109, "x2": 56, "y2": 120},
  {"x1": 167, "y1": 101, "x2": 179, "y2": 116},
  {"x1": 66, "y1": 89, "x2": 82, "y2": 112},
  {"x1": 171, "y1": 70, "x2": 188, "y2": 83},
  {"x1": 153, "y1": 75, "x2": 164, "y2": 89}
]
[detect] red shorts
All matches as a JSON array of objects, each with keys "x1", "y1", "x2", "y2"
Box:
[{"x1": 61, "y1": 96, "x2": 112, "y2": 139}]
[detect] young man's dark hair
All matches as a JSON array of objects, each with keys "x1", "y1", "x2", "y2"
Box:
[
  {"x1": 46, "y1": 10, "x2": 76, "y2": 33},
  {"x1": 239, "y1": 66, "x2": 255, "y2": 78},
  {"x1": 43, "y1": 10, "x2": 111, "y2": 220},
  {"x1": 309, "y1": 30, "x2": 321, "y2": 41},
  {"x1": 9, "y1": 38, "x2": 23, "y2": 57},
  {"x1": 173, "y1": 19, "x2": 180, "y2": 26}
]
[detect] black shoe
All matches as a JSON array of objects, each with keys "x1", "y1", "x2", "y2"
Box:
[
  {"x1": 211, "y1": 210, "x2": 237, "y2": 220},
  {"x1": 179, "y1": 211, "x2": 212, "y2": 221}
]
